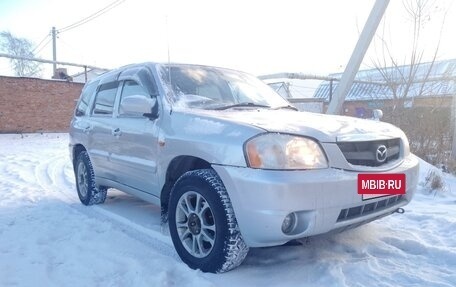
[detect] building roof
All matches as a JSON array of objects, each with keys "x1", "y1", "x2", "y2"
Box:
[
  {"x1": 313, "y1": 58, "x2": 456, "y2": 101},
  {"x1": 71, "y1": 68, "x2": 110, "y2": 83},
  {"x1": 265, "y1": 79, "x2": 321, "y2": 99}
]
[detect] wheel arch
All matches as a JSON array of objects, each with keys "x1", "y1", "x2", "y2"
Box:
[{"x1": 160, "y1": 155, "x2": 212, "y2": 221}]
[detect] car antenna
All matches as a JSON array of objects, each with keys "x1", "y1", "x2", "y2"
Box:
[{"x1": 166, "y1": 15, "x2": 173, "y2": 115}]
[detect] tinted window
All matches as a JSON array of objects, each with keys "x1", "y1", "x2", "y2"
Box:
[
  {"x1": 93, "y1": 82, "x2": 118, "y2": 115},
  {"x1": 75, "y1": 80, "x2": 99, "y2": 116}
]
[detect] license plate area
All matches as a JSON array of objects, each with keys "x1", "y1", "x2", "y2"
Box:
[{"x1": 358, "y1": 173, "x2": 406, "y2": 201}]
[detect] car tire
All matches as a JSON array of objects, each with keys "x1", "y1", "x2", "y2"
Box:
[
  {"x1": 74, "y1": 151, "x2": 107, "y2": 205},
  {"x1": 168, "y1": 169, "x2": 249, "y2": 273}
]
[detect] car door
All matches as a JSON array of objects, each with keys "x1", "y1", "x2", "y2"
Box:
[
  {"x1": 109, "y1": 79, "x2": 160, "y2": 194},
  {"x1": 87, "y1": 80, "x2": 120, "y2": 181}
]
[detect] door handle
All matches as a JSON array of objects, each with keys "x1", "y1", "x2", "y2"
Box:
[
  {"x1": 83, "y1": 126, "x2": 92, "y2": 134},
  {"x1": 79, "y1": 121, "x2": 92, "y2": 134},
  {"x1": 112, "y1": 128, "x2": 122, "y2": 136}
]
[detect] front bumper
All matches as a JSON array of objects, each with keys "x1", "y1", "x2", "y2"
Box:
[{"x1": 212, "y1": 154, "x2": 419, "y2": 247}]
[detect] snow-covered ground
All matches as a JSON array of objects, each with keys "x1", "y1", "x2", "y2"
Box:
[{"x1": 0, "y1": 133, "x2": 455, "y2": 287}]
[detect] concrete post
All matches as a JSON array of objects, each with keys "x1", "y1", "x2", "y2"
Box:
[
  {"x1": 326, "y1": 0, "x2": 390, "y2": 115},
  {"x1": 52, "y1": 27, "x2": 57, "y2": 76},
  {"x1": 451, "y1": 80, "x2": 456, "y2": 159}
]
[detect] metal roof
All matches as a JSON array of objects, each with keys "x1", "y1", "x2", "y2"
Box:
[{"x1": 313, "y1": 59, "x2": 456, "y2": 101}]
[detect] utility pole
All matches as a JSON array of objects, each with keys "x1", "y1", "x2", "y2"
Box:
[
  {"x1": 52, "y1": 27, "x2": 57, "y2": 76},
  {"x1": 326, "y1": 0, "x2": 390, "y2": 115}
]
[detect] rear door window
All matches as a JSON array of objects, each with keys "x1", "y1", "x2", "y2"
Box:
[
  {"x1": 75, "y1": 80, "x2": 99, "y2": 116},
  {"x1": 92, "y1": 82, "x2": 119, "y2": 115}
]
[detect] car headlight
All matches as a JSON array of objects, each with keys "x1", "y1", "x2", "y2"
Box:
[{"x1": 245, "y1": 133, "x2": 328, "y2": 170}]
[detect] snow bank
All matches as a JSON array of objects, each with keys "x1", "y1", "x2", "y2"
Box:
[{"x1": 0, "y1": 134, "x2": 454, "y2": 286}]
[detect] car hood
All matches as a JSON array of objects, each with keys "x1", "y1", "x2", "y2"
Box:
[{"x1": 184, "y1": 109, "x2": 405, "y2": 143}]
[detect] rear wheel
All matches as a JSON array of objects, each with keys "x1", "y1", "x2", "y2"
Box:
[
  {"x1": 75, "y1": 151, "x2": 107, "y2": 205},
  {"x1": 168, "y1": 169, "x2": 249, "y2": 273}
]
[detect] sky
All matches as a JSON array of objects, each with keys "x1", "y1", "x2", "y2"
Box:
[{"x1": 0, "y1": 0, "x2": 455, "y2": 78}]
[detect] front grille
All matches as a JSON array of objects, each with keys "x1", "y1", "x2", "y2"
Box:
[
  {"x1": 337, "y1": 138, "x2": 401, "y2": 167},
  {"x1": 336, "y1": 195, "x2": 404, "y2": 222}
]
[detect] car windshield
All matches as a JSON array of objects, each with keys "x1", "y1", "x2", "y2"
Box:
[{"x1": 158, "y1": 64, "x2": 291, "y2": 110}]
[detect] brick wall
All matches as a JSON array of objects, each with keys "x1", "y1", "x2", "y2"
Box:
[{"x1": 0, "y1": 76, "x2": 83, "y2": 133}]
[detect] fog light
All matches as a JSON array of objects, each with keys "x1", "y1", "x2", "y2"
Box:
[{"x1": 281, "y1": 212, "x2": 297, "y2": 234}]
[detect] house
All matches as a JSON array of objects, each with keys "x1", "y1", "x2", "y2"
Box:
[{"x1": 260, "y1": 74, "x2": 329, "y2": 113}]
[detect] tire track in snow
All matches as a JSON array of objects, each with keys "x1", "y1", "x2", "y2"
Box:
[
  {"x1": 32, "y1": 147, "x2": 178, "y2": 260},
  {"x1": 0, "y1": 151, "x2": 44, "y2": 206}
]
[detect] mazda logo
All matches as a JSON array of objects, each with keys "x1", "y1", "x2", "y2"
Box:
[{"x1": 376, "y1": 145, "x2": 388, "y2": 163}]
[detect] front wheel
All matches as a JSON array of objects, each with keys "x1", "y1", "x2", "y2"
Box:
[
  {"x1": 168, "y1": 169, "x2": 249, "y2": 273},
  {"x1": 74, "y1": 151, "x2": 107, "y2": 205}
]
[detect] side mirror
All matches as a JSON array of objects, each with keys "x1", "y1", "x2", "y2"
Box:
[
  {"x1": 120, "y1": 95, "x2": 158, "y2": 120},
  {"x1": 372, "y1": 109, "x2": 383, "y2": 121}
]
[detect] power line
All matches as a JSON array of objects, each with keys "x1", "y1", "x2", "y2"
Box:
[
  {"x1": 35, "y1": 38, "x2": 52, "y2": 55},
  {"x1": 58, "y1": 0, "x2": 125, "y2": 34},
  {"x1": 59, "y1": 0, "x2": 125, "y2": 33},
  {"x1": 32, "y1": 33, "x2": 50, "y2": 53}
]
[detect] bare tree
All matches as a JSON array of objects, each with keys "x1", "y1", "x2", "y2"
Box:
[
  {"x1": 0, "y1": 31, "x2": 42, "y2": 77},
  {"x1": 368, "y1": 0, "x2": 444, "y2": 111},
  {"x1": 367, "y1": 0, "x2": 456, "y2": 167}
]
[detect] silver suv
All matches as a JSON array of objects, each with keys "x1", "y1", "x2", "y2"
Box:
[{"x1": 69, "y1": 62, "x2": 419, "y2": 273}]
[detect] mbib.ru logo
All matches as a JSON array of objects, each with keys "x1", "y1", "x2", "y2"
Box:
[{"x1": 358, "y1": 173, "x2": 406, "y2": 199}]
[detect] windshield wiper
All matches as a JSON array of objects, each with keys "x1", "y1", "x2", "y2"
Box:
[
  {"x1": 272, "y1": 105, "x2": 299, "y2": 111},
  {"x1": 213, "y1": 102, "x2": 271, "y2": 110}
]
